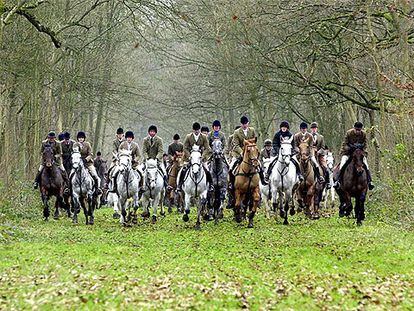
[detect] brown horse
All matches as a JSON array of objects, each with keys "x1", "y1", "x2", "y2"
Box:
[
  {"x1": 296, "y1": 141, "x2": 320, "y2": 219},
  {"x1": 234, "y1": 139, "x2": 260, "y2": 228},
  {"x1": 166, "y1": 152, "x2": 184, "y2": 213},
  {"x1": 335, "y1": 146, "x2": 368, "y2": 225},
  {"x1": 39, "y1": 146, "x2": 69, "y2": 220}
]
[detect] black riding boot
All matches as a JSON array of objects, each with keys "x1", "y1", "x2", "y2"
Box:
[
  {"x1": 176, "y1": 166, "x2": 187, "y2": 192},
  {"x1": 33, "y1": 170, "x2": 42, "y2": 189},
  {"x1": 312, "y1": 163, "x2": 325, "y2": 183},
  {"x1": 60, "y1": 169, "x2": 70, "y2": 195},
  {"x1": 291, "y1": 158, "x2": 304, "y2": 181},
  {"x1": 92, "y1": 175, "x2": 102, "y2": 195},
  {"x1": 366, "y1": 168, "x2": 375, "y2": 190},
  {"x1": 265, "y1": 158, "x2": 278, "y2": 181}
]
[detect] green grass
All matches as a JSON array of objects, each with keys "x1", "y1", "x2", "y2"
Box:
[{"x1": 1, "y1": 198, "x2": 414, "y2": 310}]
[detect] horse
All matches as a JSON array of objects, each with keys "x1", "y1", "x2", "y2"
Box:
[
  {"x1": 260, "y1": 157, "x2": 273, "y2": 219},
  {"x1": 141, "y1": 159, "x2": 165, "y2": 224},
  {"x1": 39, "y1": 146, "x2": 69, "y2": 220},
  {"x1": 296, "y1": 140, "x2": 319, "y2": 219},
  {"x1": 208, "y1": 139, "x2": 229, "y2": 224},
  {"x1": 166, "y1": 152, "x2": 184, "y2": 213},
  {"x1": 269, "y1": 136, "x2": 300, "y2": 225},
  {"x1": 70, "y1": 150, "x2": 95, "y2": 225},
  {"x1": 321, "y1": 151, "x2": 336, "y2": 209},
  {"x1": 94, "y1": 157, "x2": 108, "y2": 208},
  {"x1": 335, "y1": 145, "x2": 368, "y2": 225},
  {"x1": 115, "y1": 150, "x2": 141, "y2": 226},
  {"x1": 234, "y1": 139, "x2": 260, "y2": 228},
  {"x1": 179, "y1": 145, "x2": 209, "y2": 230}
]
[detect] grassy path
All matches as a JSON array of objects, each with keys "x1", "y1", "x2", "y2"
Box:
[{"x1": 1, "y1": 207, "x2": 413, "y2": 310}]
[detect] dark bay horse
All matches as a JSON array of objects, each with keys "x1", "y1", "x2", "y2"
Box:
[
  {"x1": 296, "y1": 141, "x2": 319, "y2": 219},
  {"x1": 39, "y1": 146, "x2": 69, "y2": 220},
  {"x1": 234, "y1": 139, "x2": 260, "y2": 228},
  {"x1": 166, "y1": 152, "x2": 184, "y2": 213},
  {"x1": 336, "y1": 146, "x2": 368, "y2": 225},
  {"x1": 94, "y1": 157, "x2": 108, "y2": 207}
]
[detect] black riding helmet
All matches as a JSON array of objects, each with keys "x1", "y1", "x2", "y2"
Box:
[
  {"x1": 125, "y1": 131, "x2": 134, "y2": 139},
  {"x1": 173, "y1": 134, "x2": 180, "y2": 140},
  {"x1": 47, "y1": 131, "x2": 56, "y2": 138},
  {"x1": 192, "y1": 122, "x2": 201, "y2": 131},
  {"x1": 212, "y1": 120, "x2": 221, "y2": 128},
  {"x1": 148, "y1": 125, "x2": 157, "y2": 133},
  {"x1": 354, "y1": 121, "x2": 363, "y2": 129},
  {"x1": 240, "y1": 116, "x2": 249, "y2": 124},
  {"x1": 77, "y1": 131, "x2": 86, "y2": 139},
  {"x1": 299, "y1": 122, "x2": 308, "y2": 129},
  {"x1": 280, "y1": 120, "x2": 289, "y2": 129},
  {"x1": 116, "y1": 127, "x2": 124, "y2": 134}
]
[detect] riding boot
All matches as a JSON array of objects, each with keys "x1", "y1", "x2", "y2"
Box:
[
  {"x1": 265, "y1": 158, "x2": 277, "y2": 181},
  {"x1": 176, "y1": 166, "x2": 187, "y2": 192},
  {"x1": 92, "y1": 175, "x2": 103, "y2": 195},
  {"x1": 333, "y1": 167, "x2": 345, "y2": 189},
  {"x1": 33, "y1": 170, "x2": 42, "y2": 189},
  {"x1": 312, "y1": 164, "x2": 325, "y2": 183},
  {"x1": 60, "y1": 169, "x2": 70, "y2": 195},
  {"x1": 366, "y1": 169, "x2": 375, "y2": 190},
  {"x1": 292, "y1": 159, "x2": 304, "y2": 182}
]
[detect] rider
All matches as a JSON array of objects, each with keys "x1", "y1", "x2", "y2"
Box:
[
  {"x1": 142, "y1": 125, "x2": 168, "y2": 186},
  {"x1": 167, "y1": 133, "x2": 184, "y2": 167},
  {"x1": 265, "y1": 120, "x2": 303, "y2": 181},
  {"x1": 61, "y1": 131, "x2": 75, "y2": 172},
  {"x1": 225, "y1": 125, "x2": 240, "y2": 159},
  {"x1": 293, "y1": 122, "x2": 324, "y2": 183},
  {"x1": 33, "y1": 131, "x2": 69, "y2": 191},
  {"x1": 177, "y1": 122, "x2": 213, "y2": 191},
  {"x1": 310, "y1": 122, "x2": 329, "y2": 184},
  {"x1": 201, "y1": 126, "x2": 210, "y2": 136},
  {"x1": 72, "y1": 131, "x2": 102, "y2": 195},
  {"x1": 334, "y1": 121, "x2": 374, "y2": 190},
  {"x1": 207, "y1": 120, "x2": 226, "y2": 147},
  {"x1": 259, "y1": 139, "x2": 272, "y2": 165}
]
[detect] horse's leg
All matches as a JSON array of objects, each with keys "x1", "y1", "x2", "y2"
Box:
[
  {"x1": 160, "y1": 189, "x2": 166, "y2": 217},
  {"x1": 248, "y1": 187, "x2": 260, "y2": 228},
  {"x1": 72, "y1": 194, "x2": 80, "y2": 224},
  {"x1": 111, "y1": 193, "x2": 121, "y2": 219},
  {"x1": 132, "y1": 194, "x2": 139, "y2": 224},
  {"x1": 152, "y1": 195, "x2": 159, "y2": 224},
  {"x1": 313, "y1": 186, "x2": 320, "y2": 220},
  {"x1": 283, "y1": 193, "x2": 290, "y2": 225},
  {"x1": 42, "y1": 193, "x2": 50, "y2": 221},
  {"x1": 54, "y1": 197, "x2": 60, "y2": 220},
  {"x1": 79, "y1": 197, "x2": 88, "y2": 225},
  {"x1": 234, "y1": 189, "x2": 243, "y2": 223},
  {"x1": 279, "y1": 191, "x2": 285, "y2": 219},
  {"x1": 356, "y1": 192, "x2": 366, "y2": 226},
  {"x1": 183, "y1": 193, "x2": 191, "y2": 222},
  {"x1": 195, "y1": 195, "x2": 203, "y2": 230},
  {"x1": 88, "y1": 193, "x2": 95, "y2": 225}
]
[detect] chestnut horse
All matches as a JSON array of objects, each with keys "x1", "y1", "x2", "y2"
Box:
[
  {"x1": 296, "y1": 141, "x2": 320, "y2": 219},
  {"x1": 166, "y1": 152, "x2": 184, "y2": 213},
  {"x1": 234, "y1": 139, "x2": 260, "y2": 228}
]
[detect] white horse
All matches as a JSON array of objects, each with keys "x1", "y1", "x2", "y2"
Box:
[
  {"x1": 179, "y1": 145, "x2": 209, "y2": 229},
  {"x1": 116, "y1": 150, "x2": 140, "y2": 226},
  {"x1": 269, "y1": 136, "x2": 300, "y2": 225},
  {"x1": 322, "y1": 151, "x2": 336, "y2": 209},
  {"x1": 141, "y1": 159, "x2": 165, "y2": 224},
  {"x1": 260, "y1": 157, "x2": 275, "y2": 219},
  {"x1": 70, "y1": 150, "x2": 95, "y2": 225}
]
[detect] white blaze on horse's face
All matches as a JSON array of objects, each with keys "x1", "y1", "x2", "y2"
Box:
[
  {"x1": 71, "y1": 152, "x2": 82, "y2": 169},
  {"x1": 326, "y1": 152, "x2": 334, "y2": 169},
  {"x1": 190, "y1": 150, "x2": 202, "y2": 175},
  {"x1": 146, "y1": 159, "x2": 158, "y2": 189}
]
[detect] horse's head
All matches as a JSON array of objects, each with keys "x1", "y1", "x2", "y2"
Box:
[
  {"x1": 212, "y1": 139, "x2": 223, "y2": 158},
  {"x1": 42, "y1": 145, "x2": 55, "y2": 168},
  {"x1": 145, "y1": 159, "x2": 158, "y2": 189},
  {"x1": 190, "y1": 148, "x2": 202, "y2": 175},
  {"x1": 243, "y1": 139, "x2": 259, "y2": 169},
  {"x1": 279, "y1": 136, "x2": 293, "y2": 165},
  {"x1": 352, "y1": 148, "x2": 365, "y2": 176},
  {"x1": 262, "y1": 157, "x2": 274, "y2": 171},
  {"x1": 299, "y1": 141, "x2": 311, "y2": 162},
  {"x1": 71, "y1": 151, "x2": 82, "y2": 170},
  {"x1": 118, "y1": 150, "x2": 132, "y2": 171},
  {"x1": 326, "y1": 152, "x2": 334, "y2": 170}
]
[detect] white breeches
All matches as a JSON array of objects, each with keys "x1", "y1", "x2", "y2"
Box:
[{"x1": 340, "y1": 155, "x2": 369, "y2": 169}]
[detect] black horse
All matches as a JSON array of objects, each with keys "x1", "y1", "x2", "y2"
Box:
[
  {"x1": 335, "y1": 144, "x2": 368, "y2": 225},
  {"x1": 39, "y1": 146, "x2": 70, "y2": 220}
]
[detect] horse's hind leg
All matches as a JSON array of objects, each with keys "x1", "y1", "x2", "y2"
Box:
[
  {"x1": 80, "y1": 198, "x2": 88, "y2": 225},
  {"x1": 248, "y1": 188, "x2": 260, "y2": 228},
  {"x1": 87, "y1": 194, "x2": 95, "y2": 225},
  {"x1": 195, "y1": 201, "x2": 202, "y2": 230},
  {"x1": 54, "y1": 198, "x2": 60, "y2": 220},
  {"x1": 182, "y1": 194, "x2": 191, "y2": 222},
  {"x1": 42, "y1": 194, "x2": 50, "y2": 221},
  {"x1": 234, "y1": 191, "x2": 243, "y2": 223}
]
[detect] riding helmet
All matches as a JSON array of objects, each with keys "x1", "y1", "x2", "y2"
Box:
[
  {"x1": 125, "y1": 131, "x2": 134, "y2": 139},
  {"x1": 264, "y1": 139, "x2": 272, "y2": 146},
  {"x1": 116, "y1": 127, "x2": 124, "y2": 134},
  {"x1": 77, "y1": 131, "x2": 86, "y2": 139},
  {"x1": 192, "y1": 122, "x2": 201, "y2": 131},
  {"x1": 310, "y1": 122, "x2": 318, "y2": 128},
  {"x1": 212, "y1": 120, "x2": 221, "y2": 128},
  {"x1": 173, "y1": 134, "x2": 180, "y2": 140},
  {"x1": 240, "y1": 116, "x2": 249, "y2": 124},
  {"x1": 97, "y1": 151, "x2": 102, "y2": 156},
  {"x1": 201, "y1": 126, "x2": 209, "y2": 133},
  {"x1": 63, "y1": 131, "x2": 70, "y2": 139},
  {"x1": 58, "y1": 132, "x2": 65, "y2": 141},
  {"x1": 280, "y1": 120, "x2": 290, "y2": 129},
  {"x1": 47, "y1": 131, "x2": 56, "y2": 138},
  {"x1": 299, "y1": 122, "x2": 308, "y2": 129},
  {"x1": 354, "y1": 121, "x2": 363, "y2": 129},
  {"x1": 148, "y1": 125, "x2": 157, "y2": 133}
]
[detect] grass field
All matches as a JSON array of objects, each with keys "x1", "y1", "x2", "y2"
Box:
[{"x1": 1, "y1": 196, "x2": 414, "y2": 310}]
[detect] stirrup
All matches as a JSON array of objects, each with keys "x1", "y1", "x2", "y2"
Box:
[
  {"x1": 368, "y1": 182, "x2": 375, "y2": 190},
  {"x1": 298, "y1": 175, "x2": 304, "y2": 182},
  {"x1": 33, "y1": 181, "x2": 39, "y2": 189},
  {"x1": 318, "y1": 176, "x2": 325, "y2": 183},
  {"x1": 333, "y1": 181, "x2": 340, "y2": 189}
]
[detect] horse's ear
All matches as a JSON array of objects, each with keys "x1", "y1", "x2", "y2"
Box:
[
  {"x1": 243, "y1": 140, "x2": 249, "y2": 146},
  {"x1": 287, "y1": 136, "x2": 294, "y2": 143}
]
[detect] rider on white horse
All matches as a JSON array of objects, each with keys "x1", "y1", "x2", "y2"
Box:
[
  {"x1": 141, "y1": 125, "x2": 168, "y2": 189},
  {"x1": 177, "y1": 122, "x2": 213, "y2": 191},
  {"x1": 266, "y1": 121, "x2": 303, "y2": 182}
]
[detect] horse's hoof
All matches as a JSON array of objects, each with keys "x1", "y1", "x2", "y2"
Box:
[
  {"x1": 235, "y1": 216, "x2": 242, "y2": 223},
  {"x1": 113, "y1": 212, "x2": 120, "y2": 219},
  {"x1": 132, "y1": 217, "x2": 138, "y2": 225},
  {"x1": 290, "y1": 208, "x2": 296, "y2": 216},
  {"x1": 168, "y1": 207, "x2": 172, "y2": 213},
  {"x1": 279, "y1": 210, "x2": 286, "y2": 218},
  {"x1": 53, "y1": 215, "x2": 59, "y2": 220},
  {"x1": 182, "y1": 214, "x2": 189, "y2": 222},
  {"x1": 208, "y1": 214, "x2": 214, "y2": 221},
  {"x1": 44, "y1": 217, "x2": 49, "y2": 221},
  {"x1": 160, "y1": 211, "x2": 166, "y2": 217},
  {"x1": 247, "y1": 222, "x2": 254, "y2": 228},
  {"x1": 283, "y1": 220, "x2": 289, "y2": 225},
  {"x1": 88, "y1": 217, "x2": 94, "y2": 225},
  {"x1": 141, "y1": 212, "x2": 150, "y2": 219},
  {"x1": 194, "y1": 224, "x2": 201, "y2": 230},
  {"x1": 356, "y1": 221, "x2": 362, "y2": 226},
  {"x1": 151, "y1": 215, "x2": 157, "y2": 224}
]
